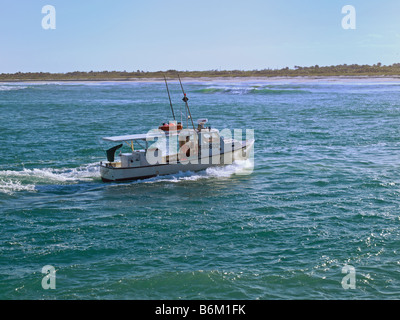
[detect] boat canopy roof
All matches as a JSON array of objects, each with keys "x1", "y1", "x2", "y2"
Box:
[
  {"x1": 102, "y1": 133, "x2": 156, "y2": 142},
  {"x1": 102, "y1": 130, "x2": 197, "y2": 142}
]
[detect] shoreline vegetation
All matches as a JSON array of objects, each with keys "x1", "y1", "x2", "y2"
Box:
[{"x1": 2, "y1": 63, "x2": 400, "y2": 82}]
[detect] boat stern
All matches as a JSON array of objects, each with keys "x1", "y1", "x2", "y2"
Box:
[{"x1": 100, "y1": 163, "x2": 119, "y2": 182}]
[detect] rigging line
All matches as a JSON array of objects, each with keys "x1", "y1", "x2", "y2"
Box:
[
  {"x1": 163, "y1": 75, "x2": 175, "y2": 121},
  {"x1": 177, "y1": 73, "x2": 195, "y2": 130}
]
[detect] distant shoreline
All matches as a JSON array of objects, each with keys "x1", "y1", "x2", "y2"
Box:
[{"x1": 2, "y1": 64, "x2": 400, "y2": 82}]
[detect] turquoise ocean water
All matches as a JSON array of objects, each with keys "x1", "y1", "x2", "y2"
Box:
[{"x1": 1, "y1": 77, "x2": 400, "y2": 299}]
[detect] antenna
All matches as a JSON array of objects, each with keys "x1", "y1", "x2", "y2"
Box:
[
  {"x1": 163, "y1": 75, "x2": 175, "y2": 121},
  {"x1": 178, "y1": 74, "x2": 195, "y2": 130}
]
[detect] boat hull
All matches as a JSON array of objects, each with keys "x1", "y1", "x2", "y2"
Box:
[
  {"x1": 100, "y1": 162, "x2": 218, "y2": 182},
  {"x1": 100, "y1": 139, "x2": 254, "y2": 182}
]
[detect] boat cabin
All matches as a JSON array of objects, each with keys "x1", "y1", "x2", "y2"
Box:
[{"x1": 102, "y1": 121, "x2": 228, "y2": 168}]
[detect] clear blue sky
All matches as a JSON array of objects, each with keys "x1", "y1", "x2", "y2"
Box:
[{"x1": 1, "y1": 0, "x2": 399, "y2": 73}]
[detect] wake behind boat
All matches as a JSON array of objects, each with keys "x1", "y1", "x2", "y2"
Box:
[{"x1": 99, "y1": 76, "x2": 254, "y2": 182}]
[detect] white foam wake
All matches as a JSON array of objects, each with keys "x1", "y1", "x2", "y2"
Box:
[
  {"x1": 0, "y1": 160, "x2": 254, "y2": 193},
  {"x1": 141, "y1": 159, "x2": 254, "y2": 184},
  {"x1": 0, "y1": 162, "x2": 100, "y2": 194},
  {"x1": 0, "y1": 179, "x2": 36, "y2": 195}
]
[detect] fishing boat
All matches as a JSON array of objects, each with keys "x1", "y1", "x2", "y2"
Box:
[{"x1": 99, "y1": 76, "x2": 254, "y2": 182}]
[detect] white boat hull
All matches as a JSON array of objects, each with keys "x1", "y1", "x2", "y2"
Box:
[{"x1": 100, "y1": 139, "x2": 254, "y2": 182}]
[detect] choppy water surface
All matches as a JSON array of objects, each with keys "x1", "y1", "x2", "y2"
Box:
[{"x1": 1, "y1": 77, "x2": 400, "y2": 299}]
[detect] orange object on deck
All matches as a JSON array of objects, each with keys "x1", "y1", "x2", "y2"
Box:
[{"x1": 159, "y1": 122, "x2": 183, "y2": 132}]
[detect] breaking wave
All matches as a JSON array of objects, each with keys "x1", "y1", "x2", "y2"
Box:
[
  {"x1": 0, "y1": 85, "x2": 28, "y2": 91},
  {"x1": 195, "y1": 86, "x2": 310, "y2": 95}
]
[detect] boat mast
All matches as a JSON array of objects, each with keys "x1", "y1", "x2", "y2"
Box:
[
  {"x1": 178, "y1": 74, "x2": 195, "y2": 130},
  {"x1": 163, "y1": 75, "x2": 176, "y2": 121}
]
